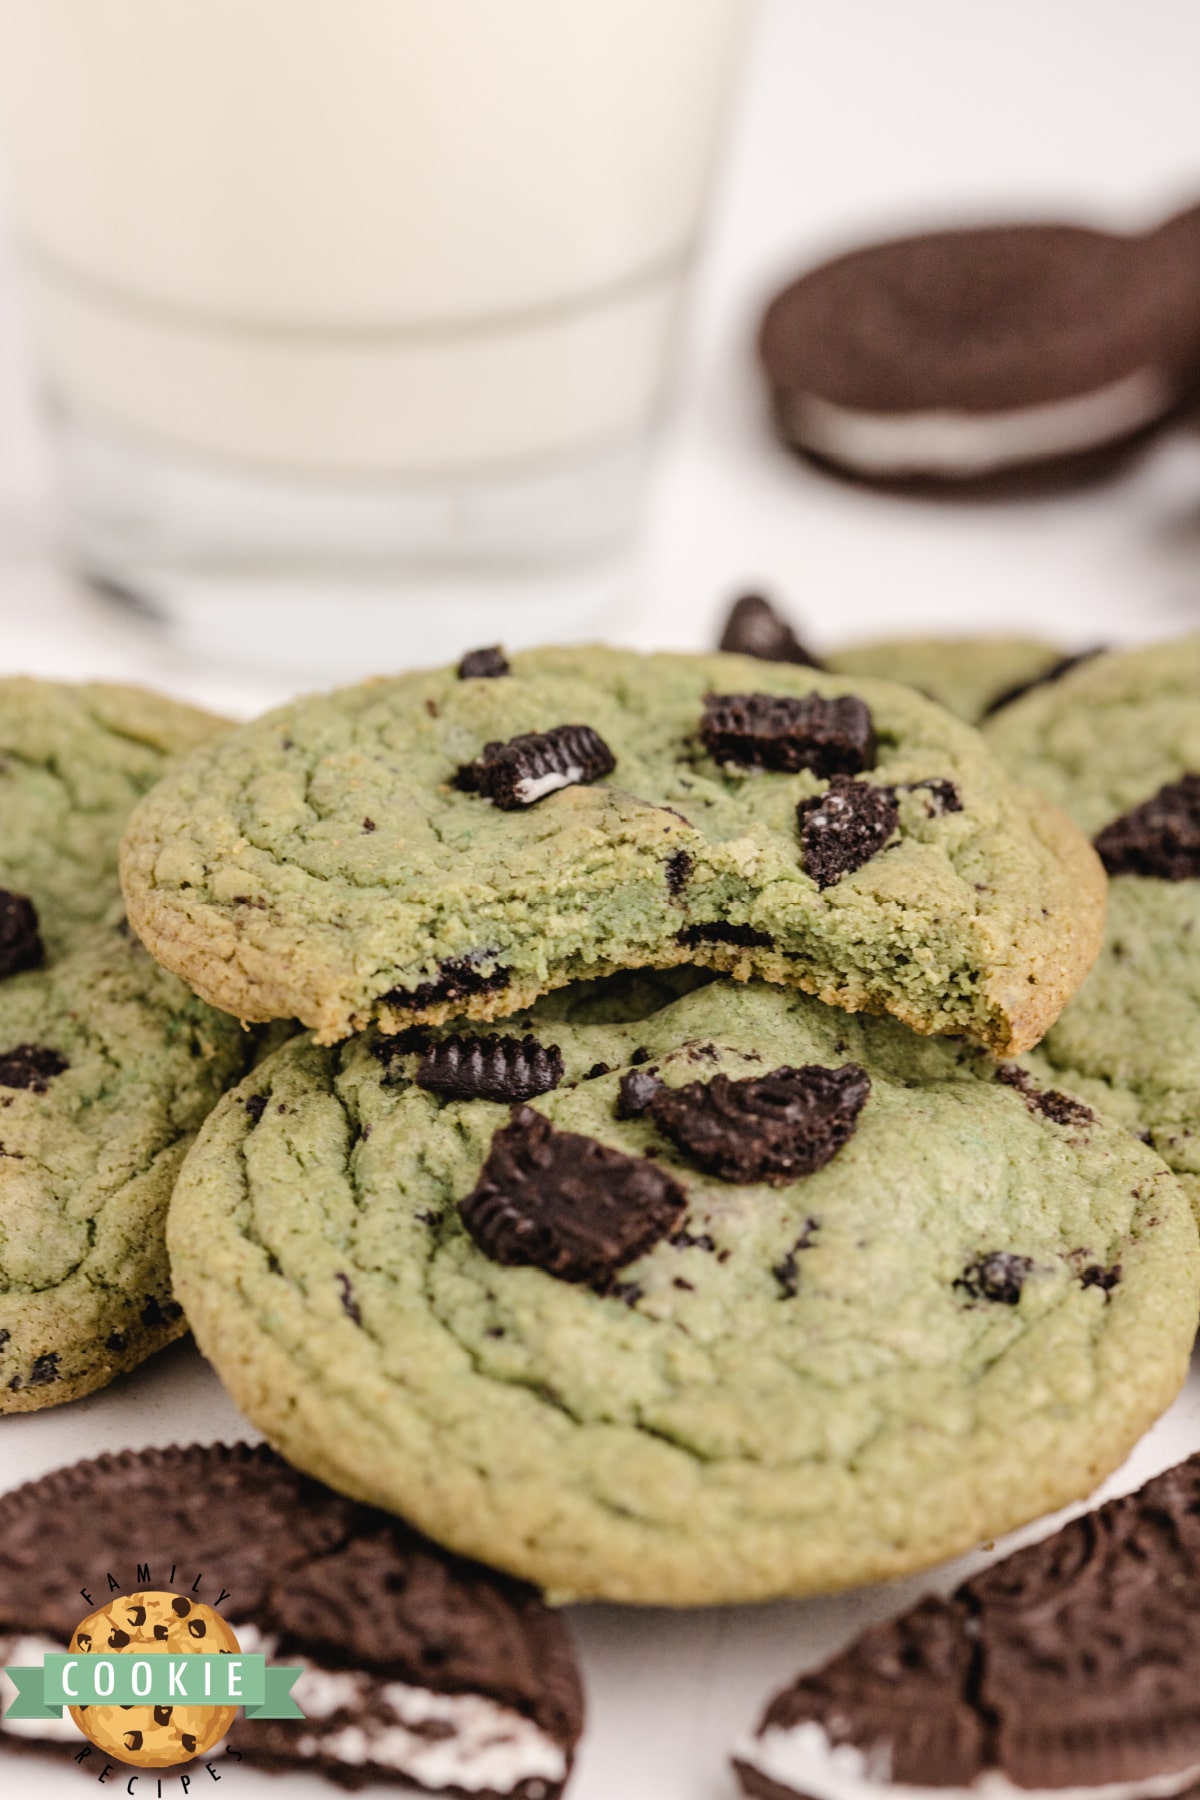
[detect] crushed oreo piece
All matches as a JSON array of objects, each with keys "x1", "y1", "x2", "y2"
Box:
[
  {"x1": 0, "y1": 1044, "x2": 68, "y2": 1092},
  {"x1": 1093, "y1": 774, "x2": 1200, "y2": 880},
  {"x1": 0, "y1": 889, "x2": 43, "y2": 979},
  {"x1": 670, "y1": 1228, "x2": 717, "y2": 1252},
  {"x1": 700, "y1": 691, "x2": 877, "y2": 777},
  {"x1": 676, "y1": 921, "x2": 773, "y2": 950},
  {"x1": 459, "y1": 1105, "x2": 687, "y2": 1287},
  {"x1": 955, "y1": 1251, "x2": 1035, "y2": 1306},
  {"x1": 981, "y1": 649, "x2": 1102, "y2": 718},
  {"x1": 647, "y1": 1065, "x2": 869, "y2": 1185},
  {"x1": 616, "y1": 1068, "x2": 663, "y2": 1118},
  {"x1": 456, "y1": 724, "x2": 616, "y2": 809},
  {"x1": 583, "y1": 1062, "x2": 611, "y2": 1082},
  {"x1": 372, "y1": 1024, "x2": 433, "y2": 1067},
  {"x1": 244, "y1": 1094, "x2": 268, "y2": 1124},
  {"x1": 457, "y1": 645, "x2": 510, "y2": 680},
  {"x1": 383, "y1": 951, "x2": 508, "y2": 1013},
  {"x1": 797, "y1": 776, "x2": 900, "y2": 888},
  {"x1": 717, "y1": 594, "x2": 825, "y2": 669},
  {"x1": 665, "y1": 849, "x2": 693, "y2": 895},
  {"x1": 1079, "y1": 1261, "x2": 1122, "y2": 1296},
  {"x1": 772, "y1": 1221, "x2": 819, "y2": 1298},
  {"x1": 996, "y1": 1064, "x2": 1096, "y2": 1129},
  {"x1": 417, "y1": 1033, "x2": 564, "y2": 1104},
  {"x1": 902, "y1": 777, "x2": 963, "y2": 816},
  {"x1": 25, "y1": 1352, "x2": 60, "y2": 1387}
]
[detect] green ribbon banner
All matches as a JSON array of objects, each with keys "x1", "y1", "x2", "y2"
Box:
[{"x1": 3, "y1": 1654, "x2": 303, "y2": 1721}]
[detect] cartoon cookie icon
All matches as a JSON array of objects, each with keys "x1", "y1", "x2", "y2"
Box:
[{"x1": 68, "y1": 1591, "x2": 239, "y2": 1768}]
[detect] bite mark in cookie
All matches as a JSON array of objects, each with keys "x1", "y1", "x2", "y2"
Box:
[
  {"x1": 0, "y1": 890, "x2": 43, "y2": 980},
  {"x1": 700, "y1": 692, "x2": 877, "y2": 777},
  {"x1": 647, "y1": 1065, "x2": 870, "y2": 1186},
  {"x1": 459, "y1": 1106, "x2": 687, "y2": 1287},
  {"x1": 717, "y1": 595, "x2": 825, "y2": 669},
  {"x1": 417, "y1": 1035, "x2": 565, "y2": 1104},
  {"x1": 797, "y1": 778, "x2": 900, "y2": 888},
  {"x1": 1093, "y1": 773, "x2": 1200, "y2": 880},
  {"x1": 456, "y1": 725, "x2": 616, "y2": 809}
]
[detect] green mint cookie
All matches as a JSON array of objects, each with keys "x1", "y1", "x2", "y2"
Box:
[
  {"x1": 167, "y1": 978, "x2": 1198, "y2": 1605},
  {"x1": 985, "y1": 635, "x2": 1200, "y2": 1179},
  {"x1": 828, "y1": 637, "x2": 1082, "y2": 725},
  {"x1": 122, "y1": 646, "x2": 1104, "y2": 1056},
  {"x1": 0, "y1": 680, "x2": 256, "y2": 1411}
]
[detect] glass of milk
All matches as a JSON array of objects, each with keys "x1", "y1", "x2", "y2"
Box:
[{"x1": 0, "y1": 0, "x2": 751, "y2": 669}]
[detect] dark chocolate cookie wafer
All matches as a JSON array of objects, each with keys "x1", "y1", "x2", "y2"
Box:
[
  {"x1": 734, "y1": 1449, "x2": 1200, "y2": 1799},
  {"x1": 760, "y1": 217, "x2": 1200, "y2": 483},
  {"x1": 0, "y1": 1443, "x2": 583, "y2": 1797}
]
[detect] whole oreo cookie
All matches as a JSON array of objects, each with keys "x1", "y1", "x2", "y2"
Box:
[
  {"x1": 0, "y1": 1442, "x2": 583, "y2": 1797},
  {"x1": 734, "y1": 1449, "x2": 1200, "y2": 1799},
  {"x1": 760, "y1": 217, "x2": 1200, "y2": 483}
]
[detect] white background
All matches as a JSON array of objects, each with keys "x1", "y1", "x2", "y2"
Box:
[{"x1": 4, "y1": 2, "x2": 1200, "y2": 1796}]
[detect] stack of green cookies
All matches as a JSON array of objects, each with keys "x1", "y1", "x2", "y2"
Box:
[{"x1": 89, "y1": 639, "x2": 1196, "y2": 1609}]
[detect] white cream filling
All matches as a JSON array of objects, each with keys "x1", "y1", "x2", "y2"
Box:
[
  {"x1": 0, "y1": 1634, "x2": 84, "y2": 1742},
  {"x1": 515, "y1": 764, "x2": 582, "y2": 805},
  {"x1": 785, "y1": 368, "x2": 1173, "y2": 477},
  {"x1": 736, "y1": 1719, "x2": 1200, "y2": 1800},
  {"x1": 237, "y1": 1624, "x2": 565, "y2": 1794}
]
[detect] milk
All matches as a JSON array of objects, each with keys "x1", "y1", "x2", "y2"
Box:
[{"x1": 0, "y1": 0, "x2": 750, "y2": 477}]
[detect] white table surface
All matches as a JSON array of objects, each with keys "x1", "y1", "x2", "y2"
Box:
[{"x1": 4, "y1": 3, "x2": 1200, "y2": 1796}]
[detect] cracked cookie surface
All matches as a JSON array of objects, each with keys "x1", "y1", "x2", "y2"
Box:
[
  {"x1": 985, "y1": 635, "x2": 1200, "y2": 1181},
  {"x1": 167, "y1": 979, "x2": 1198, "y2": 1605},
  {"x1": 122, "y1": 646, "x2": 1103, "y2": 1056}
]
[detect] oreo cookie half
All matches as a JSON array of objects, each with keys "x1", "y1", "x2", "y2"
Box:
[
  {"x1": 733, "y1": 1448, "x2": 1200, "y2": 1798},
  {"x1": 0, "y1": 1443, "x2": 583, "y2": 1797},
  {"x1": 759, "y1": 218, "x2": 1200, "y2": 483}
]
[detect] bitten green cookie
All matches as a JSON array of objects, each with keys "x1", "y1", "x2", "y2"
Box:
[
  {"x1": 167, "y1": 979, "x2": 1198, "y2": 1606},
  {"x1": 0, "y1": 680, "x2": 255, "y2": 1412},
  {"x1": 122, "y1": 646, "x2": 1104, "y2": 1056},
  {"x1": 985, "y1": 636, "x2": 1200, "y2": 1179},
  {"x1": 828, "y1": 638, "x2": 1080, "y2": 725}
]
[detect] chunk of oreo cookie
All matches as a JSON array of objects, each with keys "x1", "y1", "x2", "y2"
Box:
[
  {"x1": 955, "y1": 1251, "x2": 1035, "y2": 1306},
  {"x1": 457, "y1": 646, "x2": 511, "y2": 680},
  {"x1": 417, "y1": 1034, "x2": 564, "y2": 1104},
  {"x1": 0, "y1": 1044, "x2": 68, "y2": 1092},
  {"x1": 459, "y1": 1106, "x2": 687, "y2": 1287},
  {"x1": 901, "y1": 777, "x2": 963, "y2": 816},
  {"x1": 700, "y1": 693, "x2": 876, "y2": 777},
  {"x1": 456, "y1": 725, "x2": 616, "y2": 809},
  {"x1": 615, "y1": 1068, "x2": 662, "y2": 1119},
  {"x1": 797, "y1": 777, "x2": 900, "y2": 888},
  {"x1": 995, "y1": 1063, "x2": 1096, "y2": 1129},
  {"x1": 646, "y1": 1064, "x2": 869, "y2": 1186},
  {"x1": 717, "y1": 595, "x2": 825, "y2": 669},
  {"x1": 0, "y1": 891, "x2": 43, "y2": 981},
  {"x1": 735, "y1": 1449, "x2": 1200, "y2": 1798},
  {"x1": 759, "y1": 220, "x2": 1200, "y2": 484},
  {"x1": 0, "y1": 1443, "x2": 584, "y2": 1797},
  {"x1": 1092, "y1": 773, "x2": 1200, "y2": 880}
]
